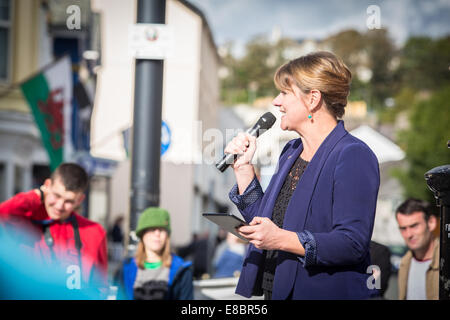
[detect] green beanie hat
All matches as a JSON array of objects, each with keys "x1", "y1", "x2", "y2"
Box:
[{"x1": 136, "y1": 207, "x2": 171, "y2": 238}]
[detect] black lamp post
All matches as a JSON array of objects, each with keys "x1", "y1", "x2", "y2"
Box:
[
  {"x1": 424, "y1": 140, "x2": 450, "y2": 300},
  {"x1": 130, "y1": 0, "x2": 166, "y2": 236}
]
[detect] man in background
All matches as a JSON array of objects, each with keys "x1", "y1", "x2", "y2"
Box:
[
  {"x1": 396, "y1": 198, "x2": 439, "y2": 300},
  {"x1": 0, "y1": 163, "x2": 108, "y2": 298}
]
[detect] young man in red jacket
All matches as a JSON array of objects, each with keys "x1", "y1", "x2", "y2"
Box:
[{"x1": 0, "y1": 163, "x2": 108, "y2": 297}]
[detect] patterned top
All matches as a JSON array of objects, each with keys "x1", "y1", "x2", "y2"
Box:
[{"x1": 262, "y1": 156, "x2": 309, "y2": 294}]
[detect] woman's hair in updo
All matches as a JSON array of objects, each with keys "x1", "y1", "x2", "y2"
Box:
[{"x1": 274, "y1": 51, "x2": 352, "y2": 119}]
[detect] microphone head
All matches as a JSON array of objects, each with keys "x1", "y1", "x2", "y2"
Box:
[{"x1": 256, "y1": 112, "x2": 277, "y2": 130}]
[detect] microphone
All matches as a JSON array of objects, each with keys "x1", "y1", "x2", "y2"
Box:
[{"x1": 215, "y1": 111, "x2": 276, "y2": 172}]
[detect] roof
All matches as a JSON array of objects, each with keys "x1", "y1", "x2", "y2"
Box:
[
  {"x1": 178, "y1": 0, "x2": 220, "y2": 62},
  {"x1": 350, "y1": 125, "x2": 405, "y2": 164}
]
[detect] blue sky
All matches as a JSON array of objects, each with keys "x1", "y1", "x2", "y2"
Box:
[{"x1": 187, "y1": 0, "x2": 450, "y2": 56}]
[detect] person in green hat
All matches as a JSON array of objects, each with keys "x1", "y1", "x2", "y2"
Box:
[{"x1": 114, "y1": 207, "x2": 193, "y2": 300}]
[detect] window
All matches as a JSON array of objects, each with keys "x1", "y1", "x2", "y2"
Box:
[{"x1": 0, "y1": 0, "x2": 11, "y2": 82}]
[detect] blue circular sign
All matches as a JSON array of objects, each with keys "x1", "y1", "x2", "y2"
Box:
[{"x1": 161, "y1": 121, "x2": 171, "y2": 156}]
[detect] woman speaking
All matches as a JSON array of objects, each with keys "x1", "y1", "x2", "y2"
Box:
[{"x1": 225, "y1": 51, "x2": 380, "y2": 300}]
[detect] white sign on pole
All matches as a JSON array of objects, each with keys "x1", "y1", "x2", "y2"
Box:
[{"x1": 128, "y1": 24, "x2": 173, "y2": 59}]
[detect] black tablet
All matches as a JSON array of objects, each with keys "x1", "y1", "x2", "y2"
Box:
[{"x1": 202, "y1": 213, "x2": 249, "y2": 241}]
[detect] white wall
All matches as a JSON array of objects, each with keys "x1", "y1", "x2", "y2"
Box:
[
  {"x1": 90, "y1": 0, "x2": 136, "y2": 161},
  {"x1": 162, "y1": 0, "x2": 202, "y2": 165},
  {"x1": 91, "y1": 0, "x2": 205, "y2": 164}
]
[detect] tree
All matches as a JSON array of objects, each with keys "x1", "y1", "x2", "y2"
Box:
[
  {"x1": 219, "y1": 36, "x2": 290, "y2": 105},
  {"x1": 396, "y1": 36, "x2": 450, "y2": 91},
  {"x1": 323, "y1": 28, "x2": 398, "y2": 111},
  {"x1": 324, "y1": 29, "x2": 366, "y2": 70},
  {"x1": 394, "y1": 87, "x2": 450, "y2": 205},
  {"x1": 378, "y1": 87, "x2": 417, "y2": 123},
  {"x1": 363, "y1": 28, "x2": 398, "y2": 110},
  {"x1": 219, "y1": 41, "x2": 248, "y2": 105}
]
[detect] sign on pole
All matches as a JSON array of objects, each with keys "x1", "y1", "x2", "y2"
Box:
[{"x1": 129, "y1": 24, "x2": 173, "y2": 60}]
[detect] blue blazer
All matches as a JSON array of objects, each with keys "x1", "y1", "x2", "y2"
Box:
[{"x1": 230, "y1": 121, "x2": 380, "y2": 299}]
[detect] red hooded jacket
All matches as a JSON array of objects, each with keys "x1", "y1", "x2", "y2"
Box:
[{"x1": 0, "y1": 190, "x2": 108, "y2": 290}]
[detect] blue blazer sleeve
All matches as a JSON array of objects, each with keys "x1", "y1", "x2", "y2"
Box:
[
  {"x1": 312, "y1": 143, "x2": 380, "y2": 266},
  {"x1": 228, "y1": 176, "x2": 264, "y2": 223}
]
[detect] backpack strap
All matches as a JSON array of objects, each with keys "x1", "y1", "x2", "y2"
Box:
[
  {"x1": 69, "y1": 214, "x2": 83, "y2": 271},
  {"x1": 32, "y1": 215, "x2": 83, "y2": 271},
  {"x1": 31, "y1": 219, "x2": 56, "y2": 262}
]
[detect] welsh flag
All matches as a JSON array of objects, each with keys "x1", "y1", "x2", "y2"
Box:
[{"x1": 20, "y1": 56, "x2": 74, "y2": 170}]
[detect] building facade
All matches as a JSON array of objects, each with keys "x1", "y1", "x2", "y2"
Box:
[
  {"x1": 90, "y1": 0, "x2": 224, "y2": 247},
  {"x1": 0, "y1": 0, "x2": 53, "y2": 202},
  {"x1": 0, "y1": 0, "x2": 113, "y2": 228}
]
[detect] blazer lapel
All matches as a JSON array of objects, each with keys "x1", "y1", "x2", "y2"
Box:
[{"x1": 283, "y1": 121, "x2": 348, "y2": 232}]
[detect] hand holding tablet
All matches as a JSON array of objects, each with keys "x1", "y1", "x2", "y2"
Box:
[{"x1": 202, "y1": 213, "x2": 249, "y2": 241}]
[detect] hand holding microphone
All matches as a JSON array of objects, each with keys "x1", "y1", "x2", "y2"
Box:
[
  {"x1": 224, "y1": 133, "x2": 257, "y2": 170},
  {"x1": 216, "y1": 112, "x2": 276, "y2": 172}
]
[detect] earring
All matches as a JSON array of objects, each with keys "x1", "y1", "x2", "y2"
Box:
[{"x1": 308, "y1": 114, "x2": 312, "y2": 119}]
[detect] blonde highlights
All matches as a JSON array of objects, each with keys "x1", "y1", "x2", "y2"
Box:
[{"x1": 274, "y1": 51, "x2": 352, "y2": 118}]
